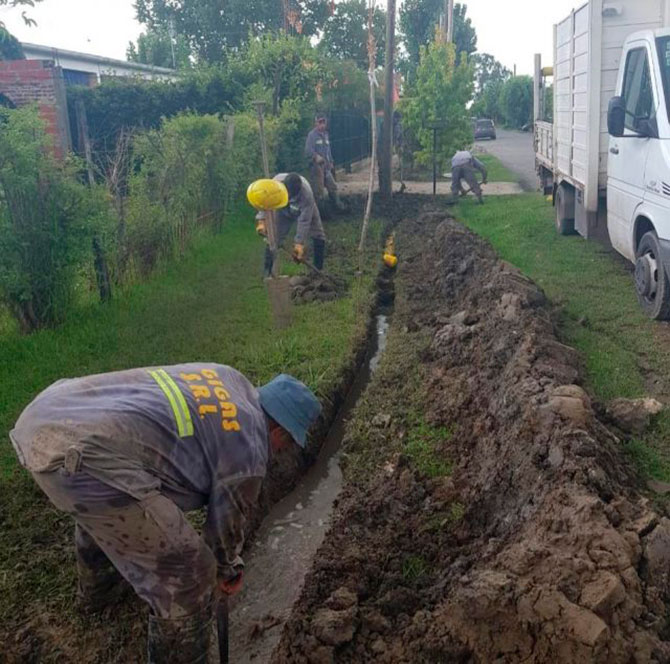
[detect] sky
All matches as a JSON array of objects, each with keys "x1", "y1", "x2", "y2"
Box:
[{"x1": 1, "y1": 0, "x2": 583, "y2": 75}]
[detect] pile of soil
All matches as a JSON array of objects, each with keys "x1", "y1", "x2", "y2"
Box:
[
  {"x1": 290, "y1": 274, "x2": 345, "y2": 305},
  {"x1": 274, "y1": 211, "x2": 670, "y2": 663}
]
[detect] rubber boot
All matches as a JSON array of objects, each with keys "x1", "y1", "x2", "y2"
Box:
[
  {"x1": 313, "y1": 238, "x2": 326, "y2": 271},
  {"x1": 147, "y1": 604, "x2": 213, "y2": 664},
  {"x1": 263, "y1": 247, "x2": 274, "y2": 278}
]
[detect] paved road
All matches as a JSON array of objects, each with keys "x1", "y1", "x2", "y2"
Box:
[{"x1": 476, "y1": 128, "x2": 537, "y2": 192}]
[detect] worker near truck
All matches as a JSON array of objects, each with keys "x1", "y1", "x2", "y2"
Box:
[
  {"x1": 252, "y1": 173, "x2": 327, "y2": 276},
  {"x1": 451, "y1": 150, "x2": 487, "y2": 204},
  {"x1": 9, "y1": 365, "x2": 321, "y2": 663},
  {"x1": 304, "y1": 113, "x2": 346, "y2": 211}
]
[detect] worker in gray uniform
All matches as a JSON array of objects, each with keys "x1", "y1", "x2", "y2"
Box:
[
  {"x1": 256, "y1": 172, "x2": 326, "y2": 276},
  {"x1": 10, "y1": 365, "x2": 321, "y2": 663},
  {"x1": 304, "y1": 113, "x2": 346, "y2": 211},
  {"x1": 451, "y1": 150, "x2": 488, "y2": 203}
]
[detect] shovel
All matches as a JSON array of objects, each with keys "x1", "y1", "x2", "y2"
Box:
[{"x1": 217, "y1": 595, "x2": 229, "y2": 664}]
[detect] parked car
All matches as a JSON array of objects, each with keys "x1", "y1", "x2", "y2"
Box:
[{"x1": 474, "y1": 118, "x2": 496, "y2": 140}]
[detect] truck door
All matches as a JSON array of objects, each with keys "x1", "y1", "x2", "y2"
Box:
[{"x1": 608, "y1": 42, "x2": 657, "y2": 260}]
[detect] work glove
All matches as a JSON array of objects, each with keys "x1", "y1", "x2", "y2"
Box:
[
  {"x1": 219, "y1": 569, "x2": 243, "y2": 596},
  {"x1": 255, "y1": 219, "x2": 267, "y2": 237},
  {"x1": 314, "y1": 154, "x2": 326, "y2": 166},
  {"x1": 218, "y1": 557, "x2": 244, "y2": 596},
  {"x1": 292, "y1": 243, "x2": 305, "y2": 263}
]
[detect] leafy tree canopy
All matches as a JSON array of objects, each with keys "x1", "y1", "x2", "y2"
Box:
[
  {"x1": 318, "y1": 0, "x2": 385, "y2": 70},
  {"x1": 499, "y1": 75, "x2": 533, "y2": 129},
  {"x1": 134, "y1": 0, "x2": 329, "y2": 62},
  {"x1": 127, "y1": 28, "x2": 192, "y2": 69},
  {"x1": 0, "y1": 27, "x2": 24, "y2": 59},
  {"x1": 403, "y1": 38, "x2": 474, "y2": 172},
  {"x1": 399, "y1": 1, "x2": 476, "y2": 76}
]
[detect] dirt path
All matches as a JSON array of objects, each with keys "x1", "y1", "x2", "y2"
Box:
[{"x1": 273, "y1": 206, "x2": 670, "y2": 663}]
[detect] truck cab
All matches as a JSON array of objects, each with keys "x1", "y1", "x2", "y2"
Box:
[{"x1": 608, "y1": 29, "x2": 670, "y2": 318}]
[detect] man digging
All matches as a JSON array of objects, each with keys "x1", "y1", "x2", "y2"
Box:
[
  {"x1": 10, "y1": 364, "x2": 321, "y2": 663},
  {"x1": 451, "y1": 149, "x2": 488, "y2": 204},
  {"x1": 251, "y1": 173, "x2": 327, "y2": 277}
]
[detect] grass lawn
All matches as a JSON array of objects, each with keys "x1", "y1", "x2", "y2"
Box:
[
  {"x1": 456, "y1": 193, "x2": 670, "y2": 482},
  {"x1": 0, "y1": 204, "x2": 383, "y2": 636},
  {"x1": 475, "y1": 153, "x2": 519, "y2": 183}
]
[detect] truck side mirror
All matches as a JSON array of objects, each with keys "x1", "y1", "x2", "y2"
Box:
[{"x1": 608, "y1": 96, "x2": 625, "y2": 137}]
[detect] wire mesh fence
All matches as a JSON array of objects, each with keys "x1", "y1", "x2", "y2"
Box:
[{"x1": 328, "y1": 111, "x2": 371, "y2": 170}]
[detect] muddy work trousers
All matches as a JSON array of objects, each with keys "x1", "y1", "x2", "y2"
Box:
[
  {"x1": 309, "y1": 161, "x2": 338, "y2": 201},
  {"x1": 263, "y1": 206, "x2": 326, "y2": 274},
  {"x1": 451, "y1": 164, "x2": 482, "y2": 199},
  {"x1": 32, "y1": 468, "x2": 216, "y2": 619}
]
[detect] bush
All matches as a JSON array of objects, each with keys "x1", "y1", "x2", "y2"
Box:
[
  {"x1": 124, "y1": 111, "x2": 277, "y2": 276},
  {"x1": 0, "y1": 107, "x2": 111, "y2": 332}
]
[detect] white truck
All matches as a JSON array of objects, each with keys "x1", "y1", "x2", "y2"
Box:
[{"x1": 534, "y1": 0, "x2": 670, "y2": 319}]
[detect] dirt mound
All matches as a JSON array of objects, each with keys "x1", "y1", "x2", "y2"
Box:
[
  {"x1": 290, "y1": 274, "x2": 346, "y2": 305},
  {"x1": 273, "y1": 213, "x2": 670, "y2": 663}
]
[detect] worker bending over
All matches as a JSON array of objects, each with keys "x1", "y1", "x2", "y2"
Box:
[
  {"x1": 10, "y1": 365, "x2": 321, "y2": 663},
  {"x1": 253, "y1": 172, "x2": 327, "y2": 276},
  {"x1": 304, "y1": 113, "x2": 346, "y2": 211},
  {"x1": 451, "y1": 150, "x2": 488, "y2": 204}
]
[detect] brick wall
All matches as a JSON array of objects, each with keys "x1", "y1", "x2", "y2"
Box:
[{"x1": 0, "y1": 59, "x2": 72, "y2": 158}]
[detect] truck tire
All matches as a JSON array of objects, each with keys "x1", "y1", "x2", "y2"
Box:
[
  {"x1": 555, "y1": 184, "x2": 575, "y2": 235},
  {"x1": 635, "y1": 231, "x2": 670, "y2": 320}
]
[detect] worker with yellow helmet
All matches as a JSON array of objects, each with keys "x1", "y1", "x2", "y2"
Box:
[{"x1": 248, "y1": 173, "x2": 326, "y2": 277}]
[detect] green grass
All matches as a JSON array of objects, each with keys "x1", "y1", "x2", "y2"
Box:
[
  {"x1": 476, "y1": 153, "x2": 519, "y2": 183},
  {"x1": 0, "y1": 209, "x2": 382, "y2": 476},
  {"x1": 404, "y1": 415, "x2": 452, "y2": 478},
  {"x1": 456, "y1": 193, "x2": 670, "y2": 482},
  {"x1": 0, "y1": 205, "x2": 384, "y2": 642}
]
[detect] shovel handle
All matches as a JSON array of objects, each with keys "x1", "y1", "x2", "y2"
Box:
[{"x1": 217, "y1": 595, "x2": 229, "y2": 664}]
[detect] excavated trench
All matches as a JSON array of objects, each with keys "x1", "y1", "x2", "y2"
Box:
[
  {"x1": 230, "y1": 297, "x2": 395, "y2": 662},
  {"x1": 269, "y1": 207, "x2": 670, "y2": 663}
]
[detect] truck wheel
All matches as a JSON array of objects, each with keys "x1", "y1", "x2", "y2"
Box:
[{"x1": 635, "y1": 231, "x2": 670, "y2": 320}]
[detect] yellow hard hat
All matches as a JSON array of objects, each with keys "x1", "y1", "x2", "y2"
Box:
[
  {"x1": 383, "y1": 253, "x2": 398, "y2": 269},
  {"x1": 247, "y1": 179, "x2": 289, "y2": 211}
]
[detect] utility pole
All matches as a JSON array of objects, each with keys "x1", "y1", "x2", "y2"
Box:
[
  {"x1": 446, "y1": 0, "x2": 454, "y2": 43},
  {"x1": 379, "y1": 0, "x2": 396, "y2": 198}
]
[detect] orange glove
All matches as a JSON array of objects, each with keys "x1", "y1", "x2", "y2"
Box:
[
  {"x1": 292, "y1": 243, "x2": 305, "y2": 262},
  {"x1": 219, "y1": 570, "x2": 244, "y2": 596}
]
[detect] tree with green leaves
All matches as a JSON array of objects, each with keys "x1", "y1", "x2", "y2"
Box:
[
  {"x1": 0, "y1": 27, "x2": 24, "y2": 60},
  {"x1": 318, "y1": 0, "x2": 385, "y2": 70},
  {"x1": 499, "y1": 75, "x2": 533, "y2": 128},
  {"x1": 403, "y1": 38, "x2": 474, "y2": 172},
  {"x1": 127, "y1": 29, "x2": 191, "y2": 69},
  {"x1": 399, "y1": 1, "x2": 476, "y2": 78},
  {"x1": 234, "y1": 33, "x2": 323, "y2": 114},
  {"x1": 134, "y1": 0, "x2": 329, "y2": 62},
  {"x1": 470, "y1": 53, "x2": 511, "y2": 121}
]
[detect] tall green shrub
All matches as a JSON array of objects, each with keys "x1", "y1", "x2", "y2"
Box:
[
  {"x1": 0, "y1": 107, "x2": 110, "y2": 332},
  {"x1": 124, "y1": 112, "x2": 274, "y2": 276}
]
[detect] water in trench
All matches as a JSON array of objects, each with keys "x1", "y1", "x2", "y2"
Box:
[{"x1": 229, "y1": 311, "x2": 392, "y2": 662}]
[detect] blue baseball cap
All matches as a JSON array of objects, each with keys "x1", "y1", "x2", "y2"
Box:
[{"x1": 258, "y1": 374, "x2": 322, "y2": 448}]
